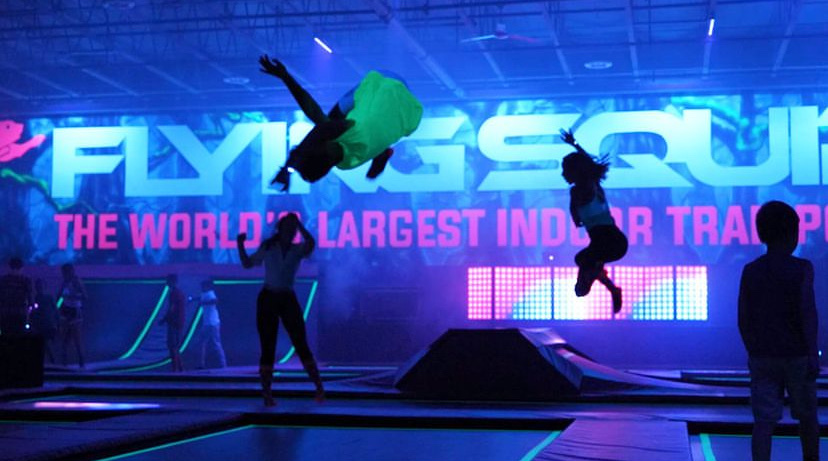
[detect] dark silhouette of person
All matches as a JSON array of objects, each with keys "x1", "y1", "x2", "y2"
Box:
[
  {"x1": 32, "y1": 278, "x2": 59, "y2": 363},
  {"x1": 197, "y1": 279, "x2": 226, "y2": 369},
  {"x1": 560, "y1": 129, "x2": 627, "y2": 313},
  {"x1": 258, "y1": 55, "x2": 423, "y2": 191},
  {"x1": 159, "y1": 274, "x2": 186, "y2": 373},
  {"x1": 58, "y1": 263, "x2": 86, "y2": 368},
  {"x1": 237, "y1": 213, "x2": 324, "y2": 406},
  {"x1": 738, "y1": 200, "x2": 820, "y2": 461},
  {"x1": 0, "y1": 257, "x2": 33, "y2": 337}
]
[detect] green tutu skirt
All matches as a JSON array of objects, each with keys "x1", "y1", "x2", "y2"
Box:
[{"x1": 335, "y1": 71, "x2": 423, "y2": 170}]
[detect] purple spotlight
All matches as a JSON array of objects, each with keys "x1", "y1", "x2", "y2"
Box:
[
  {"x1": 314, "y1": 37, "x2": 333, "y2": 54},
  {"x1": 707, "y1": 18, "x2": 715, "y2": 37}
]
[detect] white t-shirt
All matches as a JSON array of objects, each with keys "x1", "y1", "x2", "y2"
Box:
[
  {"x1": 249, "y1": 241, "x2": 310, "y2": 291},
  {"x1": 200, "y1": 290, "x2": 220, "y2": 326}
]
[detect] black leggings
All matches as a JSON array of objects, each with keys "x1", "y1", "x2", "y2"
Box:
[
  {"x1": 256, "y1": 289, "x2": 315, "y2": 367},
  {"x1": 575, "y1": 225, "x2": 628, "y2": 269}
]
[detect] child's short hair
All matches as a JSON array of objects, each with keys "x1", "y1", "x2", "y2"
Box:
[{"x1": 756, "y1": 200, "x2": 799, "y2": 245}]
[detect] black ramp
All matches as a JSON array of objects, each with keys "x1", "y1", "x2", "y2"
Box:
[
  {"x1": 395, "y1": 328, "x2": 583, "y2": 400},
  {"x1": 535, "y1": 420, "x2": 692, "y2": 461}
]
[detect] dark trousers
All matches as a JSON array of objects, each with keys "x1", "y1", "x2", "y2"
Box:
[
  {"x1": 256, "y1": 289, "x2": 315, "y2": 367},
  {"x1": 575, "y1": 224, "x2": 628, "y2": 269}
]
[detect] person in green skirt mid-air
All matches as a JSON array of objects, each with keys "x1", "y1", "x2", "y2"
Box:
[{"x1": 259, "y1": 54, "x2": 423, "y2": 191}]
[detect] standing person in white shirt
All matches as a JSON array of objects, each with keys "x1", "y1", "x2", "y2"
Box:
[
  {"x1": 198, "y1": 279, "x2": 226, "y2": 369},
  {"x1": 236, "y1": 213, "x2": 324, "y2": 407}
]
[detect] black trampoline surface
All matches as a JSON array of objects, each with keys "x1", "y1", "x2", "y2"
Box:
[
  {"x1": 693, "y1": 434, "x2": 828, "y2": 461},
  {"x1": 93, "y1": 425, "x2": 560, "y2": 461}
]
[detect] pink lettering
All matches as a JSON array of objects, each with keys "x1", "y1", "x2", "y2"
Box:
[
  {"x1": 98, "y1": 213, "x2": 118, "y2": 250},
  {"x1": 628, "y1": 207, "x2": 652, "y2": 245},
  {"x1": 317, "y1": 212, "x2": 336, "y2": 248},
  {"x1": 55, "y1": 214, "x2": 73, "y2": 250},
  {"x1": 417, "y1": 210, "x2": 436, "y2": 248},
  {"x1": 73, "y1": 214, "x2": 95, "y2": 249},
  {"x1": 540, "y1": 208, "x2": 566, "y2": 246},
  {"x1": 462, "y1": 209, "x2": 485, "y2": 247},
  {"x1": 194, "y1": 213, "x2": 216, "y2": 249},
  {"x1": 693, "y1": 206, "x2": 718, "y2": 245},
  {"x1": 362, "y1": 211, "x2": 386, "y2": 248},
  {"x1": 497, "y1": 209, "x2": 507, "y2": 247},
  {"x1": 796, "y1": 204, "x2": 821, "y2": 244},
  {"x1": 169, "y1": 213, "x2": 192, "y2": 249},
  {"x1": 389, "y1": 210, "x2": 412, "y2": 248},
  {"x1": 511, "y1": 209, "x2": 537, "y2": 246},
  {"x1": 437, "y1": 210, "x2": 461, "y2": 247},
  {"x1": 130, "y1": 213, "x2": 167, "y2": 250},
  {"x1": 721, "y1": 206, "x2": 749, "y2": 245},
  {"x1": 666, "y1": 206, "x2": 691, "y2": 245},
  {"x1": 337, "y1": 211, "x2": 360, "y2": 248}
]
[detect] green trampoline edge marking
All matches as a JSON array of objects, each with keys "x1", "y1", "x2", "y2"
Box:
[
  {"x1": 519, "y1": 431, "x2": 560, "y2": 461},
  {"x1": 179, "y1": 307, "x2": 203, "y2": 352},
  {"x1": 117, "y1": 307, "x2": 202, "y2": 373},
  {"x1": 278, "y1": 279, "x2": 318, "y2": 364},
  {"x1": 119, "y1": 285, "x2": 169, "y2": 360},
  {"x1": 93, "y1": 425, "x2": 251, "y2": 461},
  {"x1": 116, "y1": 358, "x2": 171, "y2": 374},
  {"x1": 116, "y1": 278, "x2": 315, "y2": 371},
  {"x1": 699, "y1": 433, "x2": 718, "y2": 461}
]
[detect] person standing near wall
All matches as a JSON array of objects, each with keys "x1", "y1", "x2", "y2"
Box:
[
  {"x1": 160, "y1": 274, "x2": 186, "y2": 373},
  {"x1": 738, "y1": 201, "x2": 820, "y2": 461},
  {"x1": 237, "y1": 213, "x2": 324, "y2": 406},
  {"x1": 58, "y1": 263, "x2": 86, "y2": 369},
  {"x1": 197, "y1": 279, "x2": 226, "y2": 369},
  {"x1": 0, "y1": 257, "x2": 33, "y2": 337}
]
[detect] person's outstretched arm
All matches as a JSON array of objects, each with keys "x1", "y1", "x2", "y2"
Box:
[
  {"x1": 237, "y1": 233, "x2": 265, "y2": 268},
  {"x1": 297, "y1": 221, "x2": 316, "y2": 257},
  {"x1": 560, "y1": 129, "x2": 589, "y2": 155},
  {"x1": 259, "y1": 55, "x2": 328, "y2": 125}
]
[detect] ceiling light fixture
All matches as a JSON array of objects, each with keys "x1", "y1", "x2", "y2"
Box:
[
  {"x1": 103, "y1": 1, "x2": 135, "y2": 10},
  {"x1": 707, "y1": 18, "x2": 715, "y2": 37},
  {"x1": 314, "y1": 37, "x2": 333, "y2": 54},
  {"x1": 223, "y1": 76, "x2": 250, "y2": 85},
  {"x1": 584, "y1": 60, "x2": 613, "y2": 70}
]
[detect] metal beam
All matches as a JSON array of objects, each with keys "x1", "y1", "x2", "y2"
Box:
[
  {"x1": 772, "y1": 0, "x2": 803, "y2": 75},
  {"x1": 0, "y1": 83, "x2": 26, "y2": 100},
  {"x1": 364, "y1": 0, "x2": 464, "y2": 98},
  {"x1": 12, "y1": 66, "x2": 80, "y2": 97},
  {"x1": 458, "y1": 11, "x2": 507, "y2": 87},
  {"x1": 79, "y1": 67, "x2": 139, "y2": 96},
  {"x1": 702, "y1": 0, "x2": 716, "y2": 78},
  {"x1": 623, "y1": 0, "x2": 641, "y2": 81},
  {"x1": 541, "y1": 5, "x2": 574, "y2": 85}
]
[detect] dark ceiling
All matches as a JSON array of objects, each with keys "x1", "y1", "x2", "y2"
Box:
[{"x1": 1, "y1": 0, "x2": 827, "y2": 115}]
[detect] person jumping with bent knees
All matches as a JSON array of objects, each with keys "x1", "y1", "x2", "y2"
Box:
[
  {"x1": 560, "y1": 129, "x2": 628, "y2": 314},
  {"x1": 258, "y1": 55, "x2": 423, "y2": 190},
  {"x1": 237, "y1": 213, "x2": 324, "y2": 406}
]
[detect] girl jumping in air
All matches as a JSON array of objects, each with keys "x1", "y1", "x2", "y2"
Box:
[
  {"x1": 258, "y1": 55, "x2": 423, "y2": 191},
  {"x1": 560, "y1": 129, "x2": 628, "y2": 314}
]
